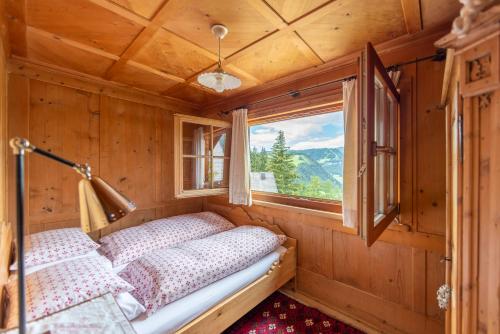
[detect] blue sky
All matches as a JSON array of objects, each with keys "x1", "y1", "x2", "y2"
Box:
[{"x1": 250, "y1": 112, "x2": 344, "y2": 151}]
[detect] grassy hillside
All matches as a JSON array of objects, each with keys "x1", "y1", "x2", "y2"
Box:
[{"x1": 290, "y1": 148, "x2": 344, "y2": 187}]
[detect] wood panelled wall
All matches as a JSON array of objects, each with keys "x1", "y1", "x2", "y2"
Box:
[
  {"x1": 204, "y1": 33, "x2": 447, "y2": 334},
  {"x1": 6, "y1": 67, "x2": 203, "y2": 235}
]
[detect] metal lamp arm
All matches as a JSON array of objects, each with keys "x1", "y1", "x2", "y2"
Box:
[{"x1": 9, "y1": 137, "x2": 92, "y2": 179}]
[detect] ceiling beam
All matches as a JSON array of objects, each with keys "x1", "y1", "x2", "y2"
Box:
[
  {"x1": 244, "y1": 0, "x2": 288, "y2": 29},
  {"x1": 400, "y1": 0, "x2": 423, "y2": 34},
  {"x1": 87, "y1": 0, "x2": 149, "y2": 26},
  {"x1": 180, "y1": 0, "x2": 338, "y2": 86},
  {"x1": 27, "y1": 26, "x2": 120, "y2": 60}
]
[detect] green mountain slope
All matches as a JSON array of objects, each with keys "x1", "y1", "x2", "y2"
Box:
[{"x1": 290, "y1": 148, "x2": 344, "y2": 187}]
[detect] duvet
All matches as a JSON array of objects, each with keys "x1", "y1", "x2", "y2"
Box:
[{"x1": 119, "y1": 225, "x2": 285, "y2": 315}]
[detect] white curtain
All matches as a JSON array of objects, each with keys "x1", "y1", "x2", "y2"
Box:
[
  {"x1": 342, "y1": 79, "x2": 357, "y2": 228},
  {"x1": 193, "y1": 127, "x2": 205, "y2": 189},
  {"x1": 229, "y1": 108, "x2": 252, "y2": 206}
]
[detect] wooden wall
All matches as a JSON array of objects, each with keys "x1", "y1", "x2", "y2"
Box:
[
  {"x1": 0, "y1": 0, "x2": 8, "y2": 224},
  {"x1": 5, "y1": 62, "x2": 204, "y2": 235},
  {"x1": 204, "y1": 32, "x2": 448, "y2": 334}
]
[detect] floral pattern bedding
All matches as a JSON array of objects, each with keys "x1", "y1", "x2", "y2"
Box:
[
  {"x1": 119, "y1": 226, "x2": 286, "y2": 315},
  {"x1": 12, "y1": 228, "x2": 100, "y2": 269},
  {"x1": 5, "y1": 256, "x2": 133, "y2": 328},
  {"x1": 99, "y1": 212, "x2": 235, "y2": 266}
]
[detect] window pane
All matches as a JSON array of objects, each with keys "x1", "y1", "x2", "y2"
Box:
[
  {"x1": 183, "y1": 157, "x2": 209, "y2": 190},
  {"x1": 212, "y1": 157, "x2": 229, "y2": 188},
  {"x1": 213, "y1": 127, "x2": 231, "y2": 157},
  {"x1": 183, "y1": 122, "x2": 210, "y2": 156},
  {"x1": 249, "y1": 112, "x2": 343, "y2": 201}
]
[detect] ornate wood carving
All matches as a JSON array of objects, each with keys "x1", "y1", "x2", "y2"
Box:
[
  {"x1": 478, "y1": 92, "x2": 492, "y2": 111},
  {"x1": 467, "y1": 54, "x2": 492, "y2": 83},
  {"x1": 452, "y1": 0, "x2": 495, "y2": 37}
]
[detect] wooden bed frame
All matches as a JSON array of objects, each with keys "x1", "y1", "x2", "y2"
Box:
[
  {"x1": 176, "y1": 207, "x2": 297, "y2": 334},
  {"x1": 0, "y1": 221, "x2": 13, "y2": 328},
  {"x1": 0, "y1": 207, "x2": 297, "y2": 332}
]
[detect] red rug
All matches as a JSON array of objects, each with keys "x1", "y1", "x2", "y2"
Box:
[{"x1": 224, "y1": 292, "x2": 365, "y2": 334}]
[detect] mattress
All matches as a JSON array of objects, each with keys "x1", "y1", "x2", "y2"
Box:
[{"x1": 131, "y1": 246, "x2": 286, "y2": 334}]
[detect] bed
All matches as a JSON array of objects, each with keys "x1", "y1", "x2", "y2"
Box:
[{"x1": 0, "y1": 207, "x2": 297, "y2": 333}]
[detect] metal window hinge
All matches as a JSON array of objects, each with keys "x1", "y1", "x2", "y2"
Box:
[{"x1": 458, "y1": 114, "x2": 464, "y2": 164}]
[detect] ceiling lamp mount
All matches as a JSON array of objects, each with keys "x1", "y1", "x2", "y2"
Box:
[{"x1": 197, "y1": 24, "x2": 241, "y2": 93}]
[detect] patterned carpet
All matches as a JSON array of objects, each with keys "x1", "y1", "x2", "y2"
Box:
[{"x1": 224, "y1": 292, "x2": 365, "y2": 334}]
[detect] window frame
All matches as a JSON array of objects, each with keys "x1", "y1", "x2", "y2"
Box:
[
  {"x1": 248, "y1": 106, "x2": 344, "y2": 213},
  {"x1": 174, "y1": 114, "x2": 231, "y2": 198},
  {"x1": 360, "y1": 42, "x2": 401, "y2": 246}
]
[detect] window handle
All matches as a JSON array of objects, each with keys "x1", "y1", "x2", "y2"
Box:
[{"x1": 371, "y1": 141, "x2": 396, "y2": 155}]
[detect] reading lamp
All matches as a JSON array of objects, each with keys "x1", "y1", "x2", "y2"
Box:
[{"x1": 9, "y1": 137, "x2": 136, "y2": 334}]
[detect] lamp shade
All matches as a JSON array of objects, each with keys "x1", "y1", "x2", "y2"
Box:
[
  {"x1": 197, "y1": 69, "x2": 241, "y2": 93},
  {"x1": 78, "y1": 176, "x2": 136, "y2": 233}
]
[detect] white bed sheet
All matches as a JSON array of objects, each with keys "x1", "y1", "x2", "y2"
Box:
[{"x1": 131, "y1": 246, "x2": 286, "y2": 334}]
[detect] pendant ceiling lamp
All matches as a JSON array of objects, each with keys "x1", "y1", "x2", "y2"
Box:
[{"x1": 197, "y1": 24, "x2": 241, "y2": 93}]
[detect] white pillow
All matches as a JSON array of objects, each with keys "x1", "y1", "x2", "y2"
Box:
[
  {"x1": 5, "y1": 256, "x2": 133, "y2": 328},
  {"x1": 10, "y1": 250, "x2": 101, "y2": 276},
  {"x1": 99, "y1": 212, "x2": 234, "y2": 267},
  {"x1": 115, "y1": 292, "x2": 146, "y2": 320},
  {"x1": 11, "y1": 228, "x2": 100, "y2": 270}
]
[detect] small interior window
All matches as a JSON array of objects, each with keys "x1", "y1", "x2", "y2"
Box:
[{"x1": 174, "y1": 114, "x2": 232, "y2": 198}]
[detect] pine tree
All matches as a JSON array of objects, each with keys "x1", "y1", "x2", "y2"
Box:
[
  {"x1": 268, "y1": 131, "x2": 298, "y2": 193},
  {"x1": 259, "y1": 147, "x2": 268, "y2": 171},
  {"x1": 250, "y1": 146, "x2": 259, "y2": 171}
]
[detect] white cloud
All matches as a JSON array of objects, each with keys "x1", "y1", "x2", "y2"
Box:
[
  {"x1": 250, "y1": 113, "x2": 344, "y2": 151},
  {"x1": 290, "y1": 135, "x2": 344, "y2": 150}
]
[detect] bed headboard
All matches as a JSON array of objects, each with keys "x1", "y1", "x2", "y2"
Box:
[
  {"x1": 0, "y1": 221, "x2": 13, "y2": 328},
  {"x1": 208, "y1": 206, "x2": 286, "y2": 236}
]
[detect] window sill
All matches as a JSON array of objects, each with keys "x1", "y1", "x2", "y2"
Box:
[
  {"x1": 175, "y1": 188, "x2": 228, "y2": 199},
  {"x1": 252, "y1": 199, "x2": 343, "y2": 221}
]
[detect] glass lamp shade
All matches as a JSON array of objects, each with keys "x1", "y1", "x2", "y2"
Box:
[{"x1": 197, "y1": 69, "x2": 241, "y2": 93}]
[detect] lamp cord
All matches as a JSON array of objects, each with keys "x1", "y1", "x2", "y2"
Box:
[{"x1": 218, "y1": 37, "x2": 222, "y2": 68}]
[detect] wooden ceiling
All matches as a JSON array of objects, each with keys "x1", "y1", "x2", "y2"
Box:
[{"x1": 5, "y1": 0, "x2": 461, "y2": 105}]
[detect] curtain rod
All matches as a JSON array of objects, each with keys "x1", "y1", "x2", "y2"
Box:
[{"x1": 218, "y1": 48, "x2": 446, "y2": 117}]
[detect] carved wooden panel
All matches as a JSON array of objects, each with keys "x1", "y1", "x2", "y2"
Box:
[{"x1": 460, "y1": 35, "x2": 499, "y2": 97}]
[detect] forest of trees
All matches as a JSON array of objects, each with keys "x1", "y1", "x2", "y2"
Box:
[{"x1": 250, "y1": 130, "x2": 342, "y2": 201}]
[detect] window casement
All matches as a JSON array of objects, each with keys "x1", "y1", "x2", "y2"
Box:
[
  {"x1": 359, "y1": 42, "x2": 401, "y2": 246},
  {"x1": 174, "y1": 114, "x2": 231, "y2": 198},
  {"x1": 248, "y1": 108, "x2": 344, "y2": 213}
]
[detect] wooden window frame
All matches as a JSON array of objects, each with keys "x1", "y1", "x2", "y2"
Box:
[
  {"x1": 248, "y1": 105, "x2": 344, "y2": 214},
  {"x1": 360, "y1": 42, "x2": 401, "y2": 246},
  {"x1": 174, "y1": 114, "x2": 231, "y2": 198}
]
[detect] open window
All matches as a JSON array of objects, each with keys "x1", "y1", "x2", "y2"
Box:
[
  {"x1": 359, "y1": 43, "x2": 400, "y2": 246},
  {"x1": 174, "y1": 114, "x2": 231, "y2": 198}
]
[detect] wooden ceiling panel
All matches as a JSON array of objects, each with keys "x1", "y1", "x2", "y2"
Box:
[
  {"x1": 230, "y1": 32, "x2": 322, "y2": 83},
  {"x1": 296, "y1": 0, "x2": 406, "y2": 61},
  {"x1": 26, "y1": 0, "x2": 143, "y2": 55},
  {"x1": 420, "y1": 0, "x2": 461, "y2": 30},
  {"x1": 133, "y1": 29, "x2": 216, "y2": 79},
  {"x1": 265, "y1": 0, "x2": 330, "y2": 23},
  {"x1": 161, "y1": 0, "x2": 278, "y2": 57},
  {"x1": 110, "y1": 63, "x2": 179, "y2": 93},
  {"x1": 166, "y1": 84, "x2": 219, "y2": 105},
  {"x1": 26, "y1": 27, "x2": 115, "y2": 77},
  {"x1": 108, "y1": 0, "x2": 166, "y2": 19}
]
